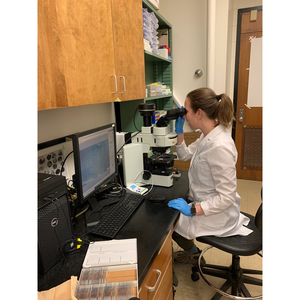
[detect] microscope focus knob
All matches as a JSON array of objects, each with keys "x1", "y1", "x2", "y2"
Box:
[{"x1": 142, "y1": 172, "x2": 152, "y2": 180}]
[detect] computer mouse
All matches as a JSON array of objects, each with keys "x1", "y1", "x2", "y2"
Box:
[{"x1": 148, "y1": 195, "x2": 166, "y2": 202}]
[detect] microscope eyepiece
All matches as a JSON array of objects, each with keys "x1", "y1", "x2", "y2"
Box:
[{"x1": 164, "y1": 107, "x2": 187, "y2": 121}]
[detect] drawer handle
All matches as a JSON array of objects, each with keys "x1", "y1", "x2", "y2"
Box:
[{"x1": 148, "y1": 269, "x2": 162, "y2": 292}]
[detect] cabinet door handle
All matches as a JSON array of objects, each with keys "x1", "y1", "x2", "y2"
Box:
[
  {"x1": 111, "y1": 75, "x2": 118, "y2": 94},
  {"x1": 148, "y1": 269, "x2": 162, "y2": 292},
  {"x1": 120, "y1": 76, "x2": 126, "y2": 94}
]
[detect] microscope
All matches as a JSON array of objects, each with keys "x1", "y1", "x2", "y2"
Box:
[{"x1": 122, "y1": 103, "x2": 186, "y2": 188}]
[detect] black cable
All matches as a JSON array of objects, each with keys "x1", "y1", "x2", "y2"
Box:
[
  {"x1": 60, "y1": 150, "x2": 74, "y2": 176},
  {"x1": 133, "y1": 106, "x2": 140, "y2": 131},
  {"x1": 50, "y1": 196, "x2": 90, "y2": 256},
  {"x1": 118, "y1": 172, "x2": 124, "y2": 188},
  {"x1": 116, "y1": 131, "x2": 140, "y2": 154},
  {"x1": 116, "y1": 105, "x2": 142, "y2": 155}
]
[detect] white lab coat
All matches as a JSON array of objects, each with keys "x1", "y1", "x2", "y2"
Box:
[{"x1": 174, "y1": 125, "x2": 252, "y2": 239}]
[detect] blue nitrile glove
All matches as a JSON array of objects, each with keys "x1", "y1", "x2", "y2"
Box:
[
  {"x1": 168, "y1": 198, "x2": 192, "y2": 217},
  {"x1": 175, "y1": 106, "x2": 185, "y2": 134}
]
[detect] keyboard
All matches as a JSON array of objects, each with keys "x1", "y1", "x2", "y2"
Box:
[{"x1": 91, "y1": 192, "x2": 144, "y2": 238}]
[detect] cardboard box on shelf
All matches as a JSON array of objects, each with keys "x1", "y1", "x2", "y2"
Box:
[
  {"x1": 155, "y1": 85, "x2": 162, "y2": 93},
  {"x1": 148, "y1": 91, "x2": 156, "y2": 97},
  {"x1": 152, "y1": 112, "x2": 160, "y2": 124},
  {"x1": 148, "y1": 0, "x2": 159, "y2": 10},
  {"x1": 146, "y1": 85, "x2": 156, "y2": 92},
  {"x1": 162, "y1": 88, "x2": 171, "y2": 95},
  {"x1": 157, "y1": 29, "x2": 169, "y2": 47}
]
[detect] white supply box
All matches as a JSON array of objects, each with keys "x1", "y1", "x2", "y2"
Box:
[
  {"x1": 157, "y1": 48, "x2": 168, "y2": 59},
  {"x1": 144, "y1": 38, "x2": 152, "y2": 52},
  {"x1": 148, "y1": 0, "x2": 159, "y2": 10}
]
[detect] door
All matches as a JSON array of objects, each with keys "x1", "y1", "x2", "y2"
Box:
[
  {"x1": 233, "y1": 7, "x2": 262, "y2": 180},
  {"x1": 111, "y1": 0, "x2": 146, "y2": 101}
]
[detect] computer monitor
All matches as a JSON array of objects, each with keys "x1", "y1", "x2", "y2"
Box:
[{"x1": 70, "y1": 123, "x2": 118, "y2": 209}]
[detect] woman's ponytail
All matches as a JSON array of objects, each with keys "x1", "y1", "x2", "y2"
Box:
[
  {"x1": 216, "y1": 93, "x2": 235, "y2": 128},
  {"x1": 187, "y1": 88, "x2": 235, "y2": 129}
]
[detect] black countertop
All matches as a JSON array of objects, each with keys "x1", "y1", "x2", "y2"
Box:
[{"x1": 38, "y1": 170, "x2": 189, "y2": 292}]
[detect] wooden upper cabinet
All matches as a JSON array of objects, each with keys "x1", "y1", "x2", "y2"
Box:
[
  {"x1": 111, "y1": 0, "x2": 145, "y2": 102},
  {"x1": 38, "y1": 0, "x2": 145, "y2": 110}
]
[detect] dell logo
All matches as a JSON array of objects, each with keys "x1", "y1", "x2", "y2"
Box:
[{"x1": 51, "y1": 218, "x2": 59, "y2": 227}]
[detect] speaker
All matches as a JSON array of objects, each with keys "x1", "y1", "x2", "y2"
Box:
[{"x1": 38, "y1": 173, "x2": 73, "y2": 275}]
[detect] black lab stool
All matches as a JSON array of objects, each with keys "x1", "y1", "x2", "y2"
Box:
[{"x1": 191, "y1": 199, "x2": 262, "y2": 299}]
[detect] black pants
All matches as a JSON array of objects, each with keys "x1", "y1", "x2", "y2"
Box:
[
  {"x1": 172, "y1": 231, "x2": 195, "y2": 251},
  {"x1": 172, "y1": 231, "x2": 196, "y2": 286}
]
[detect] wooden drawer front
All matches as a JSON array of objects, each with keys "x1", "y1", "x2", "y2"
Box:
[
  {"x1": 148, "y1": 257, "x2": 173, "y2": 300},
  {"x1": 139, "y1": 231, "x2": 172, "y2": 300}
]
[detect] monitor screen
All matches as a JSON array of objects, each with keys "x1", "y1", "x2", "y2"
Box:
[{"x1": 71, "y1": 124, "x2": 117, "y2": 206}]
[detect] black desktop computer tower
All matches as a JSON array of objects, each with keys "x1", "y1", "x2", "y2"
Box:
[{"x1": 38, "y1": 173, "x2": 73, "y2": 275}]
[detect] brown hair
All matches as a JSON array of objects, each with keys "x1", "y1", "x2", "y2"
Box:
[{"x1": 186, "y1": 87, "x2": 235, "y2": 128}]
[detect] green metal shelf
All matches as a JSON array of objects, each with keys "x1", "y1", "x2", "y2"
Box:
[
  {"x1": 144, "y1": 94, "x2": 172, "y2": 101},
  {"x1": 144, "y1": 50, "x2": 172, "y2": 63},
  {"x1": 117, "y1": 0, "x2": 173, "y2": 133}
]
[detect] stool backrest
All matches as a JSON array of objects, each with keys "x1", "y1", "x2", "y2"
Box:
[
  {"x1": 255, "y1": 203, "x2": 262, "y2": 230},
  {"x1": 255, "y1": 187, "x2": 263, "y2": 230}
]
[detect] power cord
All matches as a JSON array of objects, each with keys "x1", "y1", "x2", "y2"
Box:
[
  {"x1": 60, "y1": 151, "x2": 73, "y2": 176},
  {"x1": 116, "y1": 131, "x2": 141, "y2": 155},
  {"x1": 131, "y1": 170, "x2": 154, "y2": 196},
  {"x1": 116, "y1": 98, "x2": 142, "y2": 155},
  {"x1": 50, "y1": 197, "x2": 90, "y2": 257}
]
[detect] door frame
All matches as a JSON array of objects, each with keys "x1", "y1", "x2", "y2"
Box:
[{"x1": 232, "y1": 5, "x2": 263, "y2": 141}]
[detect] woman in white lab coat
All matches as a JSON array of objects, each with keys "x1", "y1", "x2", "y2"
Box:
[{"x1": 168, "y1": 87, "x2": 252, "y2": 265}]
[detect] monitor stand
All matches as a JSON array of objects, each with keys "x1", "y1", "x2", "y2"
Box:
[{"x1": 85, "y1": 191, "x2": 120, "y2": 227}]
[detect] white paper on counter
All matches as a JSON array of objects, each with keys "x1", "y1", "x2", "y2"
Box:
[{"x1": 82, "y1": 238, "x2": 137, "y2": 268}]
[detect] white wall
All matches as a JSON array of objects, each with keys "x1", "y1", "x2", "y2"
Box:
[
  {"x1": 159, "y1": 0, "x2": 230, "y2": 133},
  {"x1": 38, "y1": 103, "x2": 115, "y2": 143},
  {"x1": 160, "y1": 0, "x2": 231, "y2": 99},
  {"x1": 38, "y1": 102, "x2": 116, "y2": 182},
  {"x1": 215, "y1": 0, "x2": 229, "y2": 94},
  {"x1": 159, "y1": 0, "x2": 262, "y2": 132},
  {"x1": 159, "y1": 0, "x2": 207, "y2": 104},
  {"x1": 159, "y1": 0, "x2": 207, "y2": 133}
]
